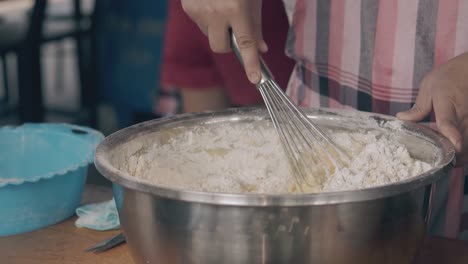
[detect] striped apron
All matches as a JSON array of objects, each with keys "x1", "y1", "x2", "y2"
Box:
[{"x1": 283, "y1": 0, "x2": 468, "y2": 238}]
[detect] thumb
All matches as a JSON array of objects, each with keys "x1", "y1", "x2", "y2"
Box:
[{"x1": 397, "y1": 79, "x2": 432, "y2": 121}]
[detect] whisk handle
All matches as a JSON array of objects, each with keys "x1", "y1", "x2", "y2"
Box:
[{"x1": 229, "y1": 28, "x2": 274, "y2": 85}]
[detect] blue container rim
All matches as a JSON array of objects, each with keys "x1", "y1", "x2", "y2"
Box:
[{"x1": 0, "y1": 123, "x2": 104, "y2": 188}]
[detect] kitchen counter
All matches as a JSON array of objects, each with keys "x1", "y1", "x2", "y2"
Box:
[{"x1": 1, "y1": 184, "x2": 468, "y2": 264}]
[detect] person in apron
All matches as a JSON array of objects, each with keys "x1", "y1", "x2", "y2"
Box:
[{"x1": 181, "y1": 0, "x2": 468, "y2": 238}]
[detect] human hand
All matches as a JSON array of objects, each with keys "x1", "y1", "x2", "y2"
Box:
[
  {"x1": 397, "y1": 52, "x2": 468, "y2": 166},
  {"x1": 181, "y1": 0, "x2": 266, "y2": 84}
]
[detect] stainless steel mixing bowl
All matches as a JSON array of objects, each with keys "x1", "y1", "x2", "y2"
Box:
[{"x1": 95, "y1": 107, "x2": 454, "y2": 264}]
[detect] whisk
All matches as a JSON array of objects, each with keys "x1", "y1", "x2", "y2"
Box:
[{"x1": 230, "y1": 31, "x2": 350, "y2": 191}]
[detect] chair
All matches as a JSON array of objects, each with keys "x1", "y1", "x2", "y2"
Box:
[
  {"x1": 0, "y1": 0, "x2": 46, "y2": 122},
  {"x1": 0, "y1": 0, "x2": 96, "y2": 126}
]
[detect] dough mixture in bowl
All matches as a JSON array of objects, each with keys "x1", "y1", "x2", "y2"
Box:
[{"x1": 118, "y1": 119, "x2": 433, "y2": 194}]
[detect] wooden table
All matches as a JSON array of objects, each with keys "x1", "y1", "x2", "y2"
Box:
[{"x1": 1, "y1": 185, "x2": 468, "y2": 264}]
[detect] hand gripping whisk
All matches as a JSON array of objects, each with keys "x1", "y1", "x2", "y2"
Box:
[{"x1": 230, "y1": 31, "x2": 350, "y2": 191}]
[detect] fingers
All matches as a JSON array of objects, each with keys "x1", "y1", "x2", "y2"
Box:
[
  {"x1": 208, "y1": 23, "x2": 230, "y2": 53},
  {"x1": 231, "y1": 16, "x2": 262, "y2": 84},
  {"x1": 251, "y1": 0, "x2": 267, "y2": 53},
  {"x1": 455, "y1": 116, "x2": 468, "y2": 166},
  {"x1": 433, "y1": 99, "x2": 463, "y2": 152},
  {"x1": 438, "y1": 119, "x2": 463, "y2": 152},
  {"x1": 396, "y1": 73, "x2": 463, "y2": 156},
  {"x1": 182, "y1": 0, "x2": 264, "y2": 84},
  {"x1": 258, "y1": 40, "x2": 268, "y2": 53},
  {"x1": 396, "y1": 77, "x2": 433, "y2": 121}
]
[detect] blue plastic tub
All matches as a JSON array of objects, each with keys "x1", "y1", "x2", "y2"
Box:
[{"x1": 0, "y1": 123, "x2": 104, "y2": 236}]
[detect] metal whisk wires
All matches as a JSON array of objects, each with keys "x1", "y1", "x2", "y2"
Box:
[
  {"x1": 230, "y1": 31, "x2": 350, "y2": 191},
  {"x1": 258, "y1": 79, "x2": 349, "y2": 190}
]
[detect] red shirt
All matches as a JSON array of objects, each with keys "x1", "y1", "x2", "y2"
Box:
[{"x1": 161, "y1": 0, "x2": 294, "y2": 107}]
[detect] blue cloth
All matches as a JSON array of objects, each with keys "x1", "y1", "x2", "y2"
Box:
[{"x1": 75, "y1": 199, "x2": 120, "y2": 231}]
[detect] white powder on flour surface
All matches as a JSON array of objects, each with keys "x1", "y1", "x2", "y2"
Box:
[{"x1": 123, "y1": 121, "x2": 432, "y2": 194}]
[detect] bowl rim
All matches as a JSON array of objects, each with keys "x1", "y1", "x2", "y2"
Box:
[
  {"x1": 0, "y1": 123, "x2": 104, "y2": 188},
  {"x1": 94, "y1": 107, "x2": 455, "y2": 206}
]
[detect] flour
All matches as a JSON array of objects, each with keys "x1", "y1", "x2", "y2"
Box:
[
  {"x1": 122, "y1": 121, "x2": 432, "y2": 194},
  {"x1": 322, "y1": 132, "x2": 431, "y2": 191}
]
